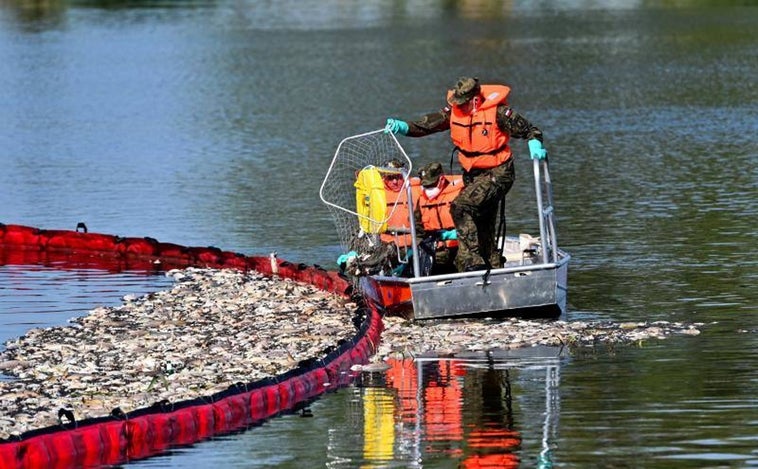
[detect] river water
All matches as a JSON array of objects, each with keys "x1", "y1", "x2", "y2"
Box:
[{"x1": 1, "y1": 1, "x2": 756, "y2": 467}]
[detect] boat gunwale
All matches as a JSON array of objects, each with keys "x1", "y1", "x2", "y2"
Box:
[{"x1": 369, "y1": 250, "x2": 571, "y2": 285}]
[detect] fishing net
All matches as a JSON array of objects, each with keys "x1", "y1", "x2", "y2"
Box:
[{"x1": 319, "y1": 130, "x2": 413, "y2": 255}]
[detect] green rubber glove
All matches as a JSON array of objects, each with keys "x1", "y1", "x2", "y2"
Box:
[
  {"x1": 440, "y1": 229, "x2": 457, "y2": 241},
  {"x1": 337, "y1": 251, "x2": 357, "y2": 267},
  {"x1": 385, "y1": 118, "x2": 409, "y2": 135},
  {"x1": 528, "y1": 139, "x2": 547, "y2": 160}
]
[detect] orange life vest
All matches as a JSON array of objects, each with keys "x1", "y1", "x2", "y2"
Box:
[
  {"x1": 447, "y1": 84, "x2": 512, "y2": 171},
  {"x1": 417, "y1": 175, "x2": 463, "y2": 232},
  {"x1": 380, "y1": 177, "x2": 421, "y2": 247}
]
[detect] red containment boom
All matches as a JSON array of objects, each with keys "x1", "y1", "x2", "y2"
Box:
[{"x1": 0, "y1": 223, "x2": 384, "y2": 468}]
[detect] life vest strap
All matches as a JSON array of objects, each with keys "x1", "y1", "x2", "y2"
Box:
[{"x1": 455, "y1": 144, "x2": 508, "y2": 158}]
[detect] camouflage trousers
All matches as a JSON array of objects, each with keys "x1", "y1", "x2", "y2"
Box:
[{"x1": 450, "y1": 159, "x2": 515, "y2": 271}]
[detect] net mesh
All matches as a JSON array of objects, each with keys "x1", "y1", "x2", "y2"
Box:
[{"x1": 319, "y1": 130, "x2": 412, "y2": 254}]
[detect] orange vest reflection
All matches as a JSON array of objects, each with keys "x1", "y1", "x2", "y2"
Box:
[
  {"x1": 422, "y1": 360, "x2": 464, "y2": 442},
  {"x1": 377, "y1": 358, "x2": 521, "y2": 468}
]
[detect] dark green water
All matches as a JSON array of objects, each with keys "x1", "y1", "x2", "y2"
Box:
[{"x1": 1, "y1": 1, "x2": 756, "y2": 467}]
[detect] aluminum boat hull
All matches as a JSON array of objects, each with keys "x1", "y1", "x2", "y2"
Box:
[{"x1": 361, "y1": 248, "x2": 569, "y2": 320}]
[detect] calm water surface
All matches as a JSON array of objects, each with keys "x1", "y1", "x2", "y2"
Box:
[
  {"x1": 1, "y1": 1, "x2": 756, "y2": 467},
  {"x1": 0, "y1": 265, "x2": 173, "y2": 348}
]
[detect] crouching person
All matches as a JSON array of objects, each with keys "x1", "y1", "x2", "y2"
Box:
[
  {"x1": 341, "y1": 159, "x2": 421, "y2": 278},
  {"x1": 414, "y1": 162, "x2": 464, "y2": 275}
]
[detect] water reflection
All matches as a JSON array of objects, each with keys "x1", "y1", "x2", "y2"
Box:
[
  {"x1": 0, "y1": 0, "x2": 65, "y2": 31},
  {"x1": 329, "y1": 351, "x2": 562, "y2": 468}
]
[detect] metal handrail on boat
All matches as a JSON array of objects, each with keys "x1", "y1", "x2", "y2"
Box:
[
  {"x1": 534, "y1": 158, "x2": 560, "y2": 265},
  {"x1": 386, "y1": 260, "x2": 565, "y2": 284}
]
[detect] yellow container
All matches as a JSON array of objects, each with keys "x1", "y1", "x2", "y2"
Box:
[{"x1": 354, "y1": 166, "x2": 388, "y2": 234}]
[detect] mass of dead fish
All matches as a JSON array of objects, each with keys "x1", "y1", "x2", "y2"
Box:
[
  {"x1": 0, "y1": 267, "x2": 701, "y2": 440},
  {"x1": 375, "y1": 315, "x2": 701, "y2": 360},
  {"x1": 0, "y1": 268, "x2": 359, "y2": 439}
]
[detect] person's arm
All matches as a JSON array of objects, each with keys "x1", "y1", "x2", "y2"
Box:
[
  {"x1": 497, "y1": 105, "x2": 547, "y2": 159},
  {"x1": 406, "y1": 108, "x2": 451, "y2": 137},
  {"x1": 385, "y1": 107, "x2": 451, "y2": 137},
  {"x1": 496, "y1": 105, "x2": 543, "y2": 141},
  {"x1": 413, "y1": 204, "x2": 426, "y2": 239}
]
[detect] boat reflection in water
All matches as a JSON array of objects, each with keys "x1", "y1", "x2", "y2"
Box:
[{"x1": 328, "y1": 348, "x2": 562, "y2": 468}]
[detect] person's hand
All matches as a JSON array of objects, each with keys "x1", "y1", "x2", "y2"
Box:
[
  {"x1": 528, "y1": 139, "x2": 547, "y2": 160},
  {"x1": 384, "y1": 118, "x2": 409, "y2": 135},
  {"x1": 440, "y1": 229, "x2": 457, "y2": 241},
  {"x1": 337, "y1": 251, "x2": 358, "y2": 267}
]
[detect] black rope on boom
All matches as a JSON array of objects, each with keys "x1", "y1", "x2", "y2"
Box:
[
  {"x1": 76, "y1": 222, "x2": 88, "y2": 233},
  {"x1": 58, "y1": 408, "x2": 77, "y2": 428},
  {"x1": 111, "y1": 407, "x2": 127, "y2": 420}
]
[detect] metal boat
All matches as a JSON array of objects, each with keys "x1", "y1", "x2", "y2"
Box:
[{"x1": 320, "y1": 130, "x2": 569, "y2": 320}]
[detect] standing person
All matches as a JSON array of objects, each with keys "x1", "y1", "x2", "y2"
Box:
[{"x1": 385, "y1": 77, "x2": 548, "y2": 272}]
